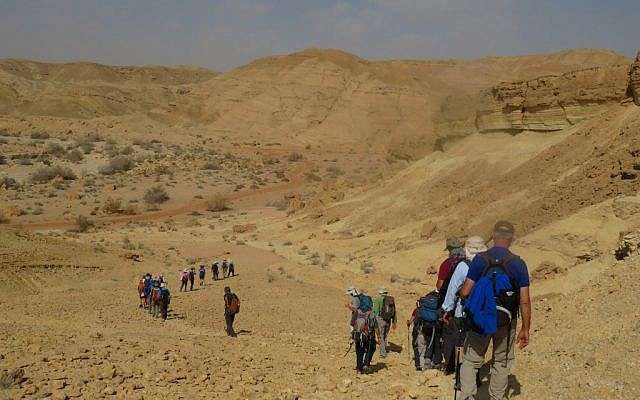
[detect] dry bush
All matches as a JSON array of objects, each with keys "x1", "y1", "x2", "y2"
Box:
[
  {"x1": 30, "y1": 165, "x2": 77, "y2": 183},
  {"x1": 288, "y1": 152, "x2": 303, "y2": 162},
  {"x1": 0, "y1": 155, "x2": 6, "y2": 165},
  {"x1": 99, "y1": 156, "x2": 135, "y2": 175},
  {"x1": 154, "y1": 164, "x2": 172, "y2": 176},
  {"x1": 143, "y1": 185, "x2": 169, "y2": 205},
  {"x1": 120, "y1": 145, "x2": 134, "y2": 155},
  {"x1": 124, "y1": 202, "x2": 138, "y2": 215},
  {"x1": 30, "y1": 132, "x2": 50, "y2": 139},
  {"x1": 76, "y1": 215, "x2": 94, "y2": 232},
  {"x1": 0, "y1": 175, "x2": 18, "y2": 189},
  {"x1": 45, "y1": 142, "x2": 66, "y2": 156},
  {"x1": 201, "y1": 161, "x2": 221, "y2": 171},
  {"x1": 0, "y1": 209, "x2": 9, "y2": 224},
  {"x1": 205, "y1": 194, "x2": 229, "y2": 212},
  {"x1": 326, "y1": 165, "x2": 344, "y2": 176},
  {"x1": 66, "y1": 149, "x2": 84, "y2": 163},
  {"x1": 17, "y1": 158, "x2": 32, "y2": 166},
  {"x1": 360, "y1": 261, "x2": 375, "y2": 275},
  {"x1": 103, "y1": 197, "x2": 123, "y2": 214}
]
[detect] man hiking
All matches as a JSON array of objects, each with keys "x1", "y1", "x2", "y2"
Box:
[
  {"x1": 228, "y1": 260, "x2": 235, "y2": 277},
  {"x1": 373, "y1": 287, "x2": 396, "y2": 358},
  {"x1": 458, "y1": 221, "x2": 531, "y2": 400},
  {"x1": 159, "y1": 282, "x2": 171, "y2": 320},
  {"x1": 223, "y1": 286, "x2": 240, "y2": 337},
  {"x1": 212, "y1": 261, "x2": 220, "y2": 281},
  {"x1": 441, "y1": 236, "x2": 487, "y2": 375},
  {"x1": 198, "y1": 265, "x2": 206, "y2": 286},
  {"x1": 407, "y1": 291, "x2": 440, "y2": 371},
  {"x1": 222, "y1": 259, "x2": 229, "y2": 278},
  {"x1": 179, "y1": 269, "x2": 188, "y2": 292},
  {"x1": 348, "y1": 288, "x2": 377, "y2": 374},
  {"x1": 188, "y1": 267, "x2": 196, "y2": 291}
]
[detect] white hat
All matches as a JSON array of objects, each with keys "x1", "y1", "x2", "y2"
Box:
[
  {"x1": 346, "y1": 287, "x2": 360, "y2": 296},
  {"x1": 378, "y1": 287, "x2": 388, "y2": 295},
  {"x1": 465, "y1": 236, "x2": 488, "y2": 260}
]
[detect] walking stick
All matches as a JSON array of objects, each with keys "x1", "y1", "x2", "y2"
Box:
[
  {"x1": 454, "y1": 346, "x2": 462, "y2": 400},
  {"x1": 407, "y1": 324, "x2": 411, "y2": 363}
]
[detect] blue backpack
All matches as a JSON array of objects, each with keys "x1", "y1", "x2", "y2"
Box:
[
  {"x1": 418, "y1": 291, "x2": 439, "y2": 323},
  {"x1": 357, "y1": 294, "x2": 373, "y2": 312}
]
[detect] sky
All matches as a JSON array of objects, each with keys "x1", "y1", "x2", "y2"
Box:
[{"x1": 0, "y1": 0, "x2": 638, "y2": 71}]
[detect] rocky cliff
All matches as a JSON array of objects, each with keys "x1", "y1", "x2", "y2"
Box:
[
  {"x1": 630, "y1": 52, "x2": 640, "y2": 106},
  {"x1": 476, "y1": 64, "x2": 630, "y2": 132}
]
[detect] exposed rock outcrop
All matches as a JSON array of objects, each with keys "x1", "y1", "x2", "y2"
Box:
[
  {"x1": 630, "y1": 52, "x2": 640, "y2": 106},
  {"x1": 477, "y1": 65, "x2": 630, "y2": 132}
]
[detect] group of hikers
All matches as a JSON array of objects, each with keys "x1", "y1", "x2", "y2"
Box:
[
  {"x1": 346, "y1": 221, "x2": 531, "y2": 400},
  {"x1": 137, "y1": 273, "x2": 171, "y2": 320},
  {"x1": 179, "y1": 259, "x2": 237, "y2": 292}
]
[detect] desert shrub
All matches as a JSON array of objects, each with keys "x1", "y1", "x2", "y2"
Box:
[
  {"x1": 66, "y1": 149, "x2": 84, "y2": 163},
  {"x1": 103, "y1": 197, "x2": 123, "y2": 214},
  {"x1": 360, "y1": 261, "x2": 375, "y2": 275},
  {"x1": 154, "y1": 164, "x2": 172, "y2": 176},
  {"x1": 31, "y1": 207, "x2": 43, "y2": 215},
  {"x1": 120, "y1": 145, "x2": 134, "y2": 155},
  {"x1": 99, "y1": 156, "x2": 135, "y2": 175},
  {"x1": 0, "y1": 155, "x2": 6, "y2": 165},
  {"x1": 17, "y1": 158, "x2": 33, "y2": 166},
  {"x1": 205, "y1": 194, "x2": 229, "y2": 212},
  {"x1": 143, "y1": 185, "x2": 169, "y2": 205},
  {"x1": 201, "y1": 161, "x2": 221, "y2": 171},
  {"x1": 326, "y1": 165, "x2": 344, "y2": 176},
  {"x1": 288, "y1": 152, "x2": 303, "y2": 162},
  {"x1": 0, "y1": 137, "x2": 8, "y2": 144},
  {"x1": 267, "y1": 199, "x2": 288, "y2": 211},
  {"x1": 76, "y1": 215, "x2": 94, "y2": 232},
  {"x1": 0, "y1": 175, "x2": 18, "y2": 189},
  {"x1": 0, "y1": 209, "x2": 9, "y2": 224},
  {"x1": 45, "y1": 142, "x2": 66, "y2": 156},
  {"x1": 30, "y1": 165, "x2": 77, "y2": 183},
  {"x1": 78, "y1": 142, "x2": 94, "y2": 154},
  {"x1": 124, "y1": 202, "x2": 138, "y2": 215},
  {"x1": 30, "y1": 132, "x2": 50, "y2": 139}
]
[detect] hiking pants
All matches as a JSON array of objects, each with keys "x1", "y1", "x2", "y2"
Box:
[
  {"x1": 161, "y1": 300, "x2": 169, "y2": 320},
  {"x1": 180, "y1": 280, "x2": 188, "y2": 292},
  {"x1": 377, "y1": 317, "x2": 390, "y2": 357},
  {"x1": 225, "y1": 311, "x2": 236, "y2": 336},
  {"x1": 413, "y1": 323, "x2": 438, "y2": 369},
  {"x1": 229, "y1": 267, "x2": 235, "y2": 277},
  {"x1": 354, "y1": 333, "x2": 376, "y2": 372},
  {"x1": 460, "y1": 323, "x2": 517, "y2": 400},
  {"x1": 213, "y1": 270, "x2": 219, "y2": 280},
  {"x1": 443, "y1": 317, "x2": 466, "y2": 373},
  {"x1": 189, "y1": 278, "x2": 194, "y2": 291}
]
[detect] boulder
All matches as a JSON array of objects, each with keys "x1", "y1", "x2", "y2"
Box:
[{"x1": 613, "y1": 195, "x2": 640, "y2": 220}]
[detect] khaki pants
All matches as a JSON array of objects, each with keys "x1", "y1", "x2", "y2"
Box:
[{"x1": 460, "y1": 323, "x2": 516, "y2": 400}]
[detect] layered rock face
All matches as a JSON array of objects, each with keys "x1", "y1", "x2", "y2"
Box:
[
  {"x1": 476, "y1": 64, "x2": 630, "y2": 132},
  {"x1": 630, "y1": 52, "x2": 640, "y2": 106}
]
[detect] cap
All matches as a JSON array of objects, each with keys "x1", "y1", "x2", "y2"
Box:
[
  {"x1": 444, "y1": 236, "x2": 463, "y2": 250},
  {"x1": 378, "y1": 287, "x2": 388, "y2": 295},
  {"x1": 493, "y1": 220, "x2": 515, "y2": 236}
]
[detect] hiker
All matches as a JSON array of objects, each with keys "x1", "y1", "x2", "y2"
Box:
[
  {"x1": 223, "y1": 286, "x2": 240, "y2": 337},
  {"x1": 179, "y1": 269, "x2": 189, "y2": 292},
  {"x1": 458, "y1": 221, "x2": 531, "y2": 400},
  {"x1": 143, "y1": 273, "x2": 153, "y2": 306},
  {"x1": 189, "y1": 267, "x2": 196, "y2": 291},
  {"x1": 228, "y1": 260, "x2": 235, "y2": 277},
  {"x1": 373, "y1": 287, "x2": 396, "y2": 358},
  {"x1": 441, "y1": 236, "x2": 487, "y2": 375},
  {"x1": 407, "y1": 291, "x2": 440, "y2": 371},
  {"x1": 349, "y1": 288, "x2": 377, "y2": 374},
  {"x1": 157, "y1": 273, "x2": 165, "y2": 284},
  {"x1": 159, "y1": 282, "x2": 171, "y2": 320},
  {"x1": 137, "y1": 275, "x2": 147, "y2": 308},
  {"x1": 199, "y1": 265, "x2": 206, "y2": 286},
  {"x1": 212, "y1": 261, "x2": 220, "y2": 281},
  {"x1": 222, "y1": 259, "x2": 229, "y2": 278}
]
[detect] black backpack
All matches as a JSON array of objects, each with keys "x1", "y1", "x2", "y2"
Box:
[
  {"x1": 380, "y1": 296, "x2": 396, "y2": 321},
  {"x1": 479, "y1": 252, "x2": 520, "y2": 327}
]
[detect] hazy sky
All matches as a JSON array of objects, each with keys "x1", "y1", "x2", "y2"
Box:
[{"x1": 0, "y1": 0, "x2": 638, "y2": 71}]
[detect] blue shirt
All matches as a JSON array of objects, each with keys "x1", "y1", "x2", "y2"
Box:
[{"x1": 466, "y1": 247, "x2": 530, "y2": 288}]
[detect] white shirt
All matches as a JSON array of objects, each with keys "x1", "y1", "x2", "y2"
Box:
[{"x1": 441, "y1": 260, "x2": 470, "y2": 318}]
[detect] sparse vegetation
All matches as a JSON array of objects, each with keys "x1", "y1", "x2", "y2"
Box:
[
  {"x1": 288, "y1": 151, "x2": 304, "y2": 162},
  {"x1": 30, "y1": 132, "x2": 50, "y2": 139},
  {"x1": 0, "y1": 175, "x2": 18, "y2": 189},
  {"x1": 76, "y1": 215, "x2": 94, "y2": 232},
  {"x1": 99, "y1": 156, "x2": 135, "y2": 175},
  {"x1": 0, "y1": 209, "x2": 9, "y2": 224},
  {"x1": 201, "y1": 161, "x2": 221, "y2": 170},
  {"x1": 30, "y1": 165, "x2": 77, "y2": 183},
  {"x1": 103, "y1": 197, "x2": 123, "y2": 214},
  {"x1": 205, "y1": 194, "x2": 230, "y2": 212},
  {"x1": 45, "y1": 142, "x2": 66, "y2": 156},
  {"x1": 17, "y1": 158, "x2": 33, "y2": 166},
  {"x1": 66, "y1": 149, "x2": 84, "y2": 163},
  {"x1": 143, "y1": 185, "x2": 170, "y2": 205},
  {"x1": 360, "y1": 261, "x2": 375, "y2": 274}
]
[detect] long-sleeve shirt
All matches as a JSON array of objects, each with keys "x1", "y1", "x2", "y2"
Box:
[{"x1": 441, "y1": 260, "x2": 470, "y2": 318}]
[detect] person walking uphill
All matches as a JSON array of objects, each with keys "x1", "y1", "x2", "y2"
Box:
[
  {"x1": 212, "y1": 261, "x2": 220, "y2": 281},
  {"x1": 441, "y1": 236, "x2": 487, "y2": 375},
  {"x1": 458, "y1": 221, "x2": 531, "y2": 400},
  {"x1": 349, "y1": 289, "x2": 377, "y2": 374},
  {"x1": 159, "y1": 282, "x2": 171, "y2": 320},
  {"x1": 373, "y1": 288, "x2": 396, "y2": 358},
  {"x1": 179, "y1": 269, "x2": 189, "y2": 292},
  {"x1": 199, "y1": 265, "x2": 206, "y2": 286},
  {"x1": 189, "y1": 267, "x2": 196, "y2": 291},
  {"x1": 223, "y1": 286, "x2": 240, "y2": 337}
]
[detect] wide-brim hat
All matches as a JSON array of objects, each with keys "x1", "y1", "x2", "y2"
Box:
[{"x1": 378, "y1": 287, "x2": 389, "y2": 295}]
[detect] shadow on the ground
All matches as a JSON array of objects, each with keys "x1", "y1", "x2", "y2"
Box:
[
  {"x1": 387, "y1": 342, "x2": 403, "y2": 354},
  {"x1": 368, "y1": 362, "x2": 387, "y2": 373},
  {"x1": 236, "y1": 329, "x2": 252, "y2": 336},
  {"x1": 476, "y1": 365, "x2": 521, "y2": 399}
]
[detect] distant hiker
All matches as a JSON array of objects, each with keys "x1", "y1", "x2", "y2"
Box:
[
  {"x1": 458, "y1": 221, "x2": 531, "y2": 400},
  {"x1": 212, "y1": 261, "x2": 220, "y2": 281},
  {"x1": 223, "y1": 286, "x2": 240, "y2": 337},
  {"x1": 143, "y1": 273, "x2": 153, "y2": 306},
  {"x1": 349, "y1": 289, "x2": 377, "y2": 374},
  {"x1": 199, "y1": 265, "x2": 206, "y2": 286},
  {"x1": 137, "y1": 275, "x2": 146, "y2": 308},
  {"x1": 441, "y1": 236, "x2": 487, "y2": 375},
  {"x1": 157, "y1": 273, "x2": 165, "y2": 284},
  {"x1": 189, "y1": 267, "x2": 196, "y2": 291},
  {"x1": 408, "y1": 291, "x2": 440, "y2": 371},
  {"x1": 180, "y1": 269, "x2": 189, "y2": 292},
  {"x1": 222, "y1": 259, "x2": 229, "y2": 278},
  {"x1": 228, "y1": 260, "x2": 235, "y2": 277},
  {"x1": 159, "y1": 282, "x2": 171, "y2": 320},
  {"x1": 373, "y1": 287, "x2": 396, "y2": 358}
]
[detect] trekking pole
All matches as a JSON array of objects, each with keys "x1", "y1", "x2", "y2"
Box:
[
  {"x1": 454, "y1": 346, "x2": 462, "y2": 400},
  {"x1": 407, "y1": 325, "x2": 411, "y2": 363}
]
